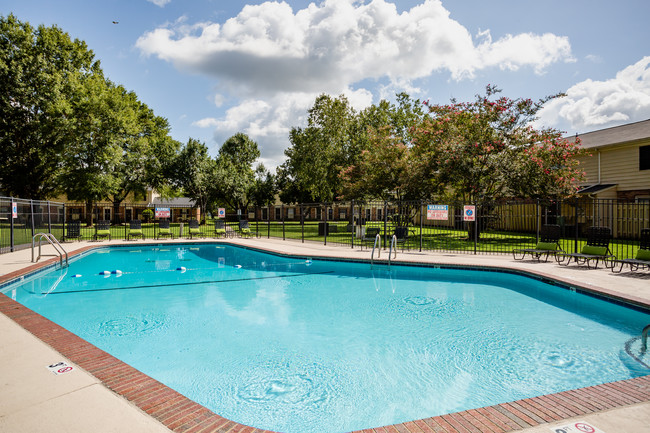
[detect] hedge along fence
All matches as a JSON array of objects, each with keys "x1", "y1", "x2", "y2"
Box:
[{"x1": 1, "y1": 197, "x2": 649, "y2": 260}]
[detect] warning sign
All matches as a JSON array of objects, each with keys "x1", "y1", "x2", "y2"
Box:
[
  {"x1": 218, "y1": 208, "x2": 226, "y2": 218},
  {"x1": 12, "y1": 202, "x2": 17, "y2": 218},
  {"x1": 155, "y1": 207, "x2": 170, "y2": 218},
  {"x1": 427, "y1": 205, "x2": 448, "y2": 220},
  {"x1": 550, "y1": 421, "x2": 606, "y2": 433},
  {"x1": 463, "y1": 205, "x2": 476, "y2": 222},
  {"x1": 46, "y1": 361, "x2": 75, "y2": 375}
]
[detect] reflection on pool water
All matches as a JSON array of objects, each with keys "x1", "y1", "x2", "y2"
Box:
[{"x1": 3, "y1": 244, "x2": 650, "y2": 433}]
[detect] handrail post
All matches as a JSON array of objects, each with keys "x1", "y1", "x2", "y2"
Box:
[{"x1": 642, "y1": 324, "x2": 650, "y2": 353}]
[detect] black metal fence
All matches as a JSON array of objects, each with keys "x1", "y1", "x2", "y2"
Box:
[{"x1": 1, "y1": 197, "x2": 649, "y2": 260}]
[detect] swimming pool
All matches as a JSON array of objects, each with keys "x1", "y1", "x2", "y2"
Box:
[{"x1": 2, "y1": 244, "x2": 649, "y2": 433}]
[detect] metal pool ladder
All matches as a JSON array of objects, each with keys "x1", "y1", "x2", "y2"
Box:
[
  {"x1": 370, "y1": 233, "x2": 381, "y2": 267},
  {"x1": 388, "y1": 234, "x2": 398, "y2": 267},
  {"x1": 32, "y1": 233, "x2": 68, "y2": 268},
  {"x1": 642, "y1": 324, "x2": 650, "y2": 353}
]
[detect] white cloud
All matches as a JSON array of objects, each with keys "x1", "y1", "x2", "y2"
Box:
[
  {"x1": 192, "y1": 118, "x2": 219, "y2": 128},
  {"x1": 135, "y1": 0, "x2": 573, "y2": 165},
  {"x1": 537, "y1": 56, "x2": 650, "y2": 131},
  {"x1": 147, "y1": 0, "x2": 171, "y2": 7},
  {"x1": 137, "y1": 0, "x2": 572, "y2": 90}
]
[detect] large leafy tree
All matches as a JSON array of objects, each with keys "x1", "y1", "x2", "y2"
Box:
[
  {"x1": 214, "y1": 133, "x2": 261, "y2": 215},
  {"x1": 173, "y1": 138, "x2": 216, "y2": 222},
  {"x1": 277, "y1": 94, "x2": 358, "y2": 203},
  {"x1": 0, "y1": 14, "x2": 99, "y2": 198},
  {"x1": 413, "y1": 85, "x2": 585, "y2": 203},
  {"x1": 59, "y1": 75, "x2": 126, "y2": 223}
]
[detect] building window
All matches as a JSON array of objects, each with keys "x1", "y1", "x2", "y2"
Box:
[{"x1": 641, "y1": 145, "x2": 650, "y2": 170}]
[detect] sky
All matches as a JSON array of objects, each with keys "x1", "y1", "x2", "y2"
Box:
[{"x1": 3, "y1": 0, "x2": 650, "y2": 169}]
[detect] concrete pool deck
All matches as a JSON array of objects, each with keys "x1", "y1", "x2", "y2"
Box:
[{"x1": 1, "y1": 237, "x2": 649, "y2": 433}]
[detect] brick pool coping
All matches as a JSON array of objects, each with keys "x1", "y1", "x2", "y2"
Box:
[{"x1": 1, "y1": 245, "x2": 649, "y2": 433}]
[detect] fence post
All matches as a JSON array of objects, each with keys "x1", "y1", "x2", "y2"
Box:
[
  {"x1": 574, "y1": 199, "x2": 579, "y2": 253},
  {"x1": 536, "y1": 199, "x2": 540, "y2": 244},
  {"x1": 351, "y1": 200, "x2": 355, "y2": 249},
  {"x1": 47, "y1": 201, "x2": 52, "y2": 234},
  {"x1": 300, "y1": 203, "x2": 304, "y2": 243},
  {"x1": 282, "y1": 204, "x2": 285, "y2": 241},
  {"x1": 419, "y1": 200, "x2": 423, "y2": 252},
  {"x1": 30, "y1": 199, "x2": 35, "y2": 239},
  {"x1": 383, "y1": 201, "x2": 388, "y2": 249},
  {"x1": 63, "y1": 203, "x2": 66, "y2": 242},
  {"x1": 473, "y1": 203, "x2": 478, "y2": 254},
  {"x1": 10, "y1": 197, "x2": 15, "y2": 252},
  {"x1": 267, "y1": 206, "x2": 271, "y2": 239}
]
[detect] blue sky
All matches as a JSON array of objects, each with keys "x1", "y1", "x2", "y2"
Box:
[{"x1": 4, "y1": 0, "x2": 650, "y2": 169}]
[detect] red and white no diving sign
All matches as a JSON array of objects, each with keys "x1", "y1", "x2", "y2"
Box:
[
  {"x1": 551, "y1": 421, "x2": 605, "y2": 433},
  {"x1": 46, "y1": 361, "x2": 75, "y2": 375}
]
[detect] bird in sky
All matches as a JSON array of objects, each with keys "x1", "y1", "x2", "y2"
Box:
[{"x1": 112, "y1": 21, "x2": 119, "y2": 24}]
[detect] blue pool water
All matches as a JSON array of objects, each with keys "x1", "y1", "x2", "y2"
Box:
[{"x1": 2, "y1": 244, "x2": 650, "y2": 433}]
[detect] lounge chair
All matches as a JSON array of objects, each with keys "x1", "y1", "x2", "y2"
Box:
[
  {"x1": 94, "y1": 220, "x2": 111, "y2": 241},
  {"x1": 127, "y1": 219, "x2": 145, "y2": 240},
  {"x1": 513, "y1": 224, "x2": 562, "y2": 262},
  {"x1": 188, "y1": 219, "x2": 203, "y2": 239},
  {"x1": 361, "y1": 227, "x2": 381, "y2": 250},
  {"x1": 555, "y1": 226, "x2": 615, "y2": 269},
  {"x1": 157, "y1": 219, "x2": 174, "y2": 239},
  {"x1": 64, "y1": 220, "x2": 82, "y2": 242},
  {"x1": 214, "y1": 219, "x2": 227, "y2": 238},
  {"x1": 393, "y1": 226, "x2": 410, "y2": 251},
  {"x1": 238, "y1": 220, "x2": 253, "y2": 238},
  {"x1": 612, "y1": 228, "x2": 650, "y2": 273}
]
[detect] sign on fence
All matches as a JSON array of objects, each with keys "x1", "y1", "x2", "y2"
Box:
[
  {"x1": 218, "y1": 208, "x2": 226, "y2": 218},
  {"x1": 155, "y1": 207, "x2": 170, "y2": 218},
  {"x1": 463, "y1": 205, "x2": 476, "y2": 222},
  {"x1": 12, "y1": 202, "x2": 17, "y2": 218},
  {"x1": 427, "y1": 205, "x2": 448, "y2": 220}
]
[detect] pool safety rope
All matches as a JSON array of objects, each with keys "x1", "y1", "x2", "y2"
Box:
[{"x1": 41, "y1": 271, "x2": 334, "y2": 295}]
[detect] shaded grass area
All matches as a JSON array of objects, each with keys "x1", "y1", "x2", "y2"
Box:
[{"x1": 1, "y1": 221, "x2": 641, "y2": 260}]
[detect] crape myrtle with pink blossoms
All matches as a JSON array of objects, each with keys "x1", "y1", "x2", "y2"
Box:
[{"x1": 338, "y1": 85, "x2": 586, "y2": 205}]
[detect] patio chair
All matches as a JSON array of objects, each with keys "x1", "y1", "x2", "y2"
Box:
[
  {"x1": 513, "y1": 224, "x2": 562, "y2": 262},
  {"x1": 393, "y1": 226, "x2": 410, "y2": 251},
  {"x1": 361, "y1": 227, "x2": 381, "y2": 250},
  {"x1": 555, "y1": 226, "x2": 615, "y2": 269},
  {"x1": 214, "y1": 219, "x2": 227, "y2": 238},
  {"x1": 64, "y1": 220, "x2": 82, "y2": 242},
  {"x1": 238, "y1": 220, "x2": 253, "y2": 238},
  {"x1": 157, "y1": 219, "x2": 174, "y2": 239},
  {"x1": 127, "y1": 219, "x2": 145, "y2": 240},
  {"x1": 94, "y1": 220, "x2": 111, "y2": 241},
  {"x1": 188, "y1": 219, "x2": 203, "y2": 239},
  {"x1": 612, "y1": 228, "x2": 650, "y2": 273}
]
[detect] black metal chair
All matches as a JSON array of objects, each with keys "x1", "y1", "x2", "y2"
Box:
[
  {"x1": 513, "y1": 224, "x2": 563, "y2": 262},
  {"x1": 94, "y1": 220, "x2": 111, "y2": 241},
  {"x1": 612, "y1": 228, "x2": 650, "y2": 273},
  {"x1": 556, "y1": 226, "x2": 615, "y2": 269},
  {"x1": 157, "y1": 219, "x2": 174, "y2": 239},
  {"x1": 361, "y1": 227, "x2": 381, "y2": 250},
  {"x1": 393, "y1": 226, "x2": 410, "y2": 251},
  {"x1": 127, "y1": 219, "x2": 145, "y2": 240},
  {"x1": 214, "y1": 219, "x2": 228, "y2": 238},
  {"x1": 238, "y1": 220, "x2": 253, "y2": 238},
  {"x1": 188, "y1": 219, "x2": 203, "y2": 239},
  {"x1": 64, "y1": 220, "x2": 82, "y2": 242}
]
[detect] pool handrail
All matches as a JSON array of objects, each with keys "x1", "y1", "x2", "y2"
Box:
[
  {"x1": 371, "y1": 233, "x2": 381, "y2": 266},
  {"x1": 32, "y1": 232, "x2": 68, "y2": 268},
  {"x1": 388, "y1": 234, "x2": 398, "y2": 267},
  {"x1": 642, "y1": 324, "x2": 650, "y2": 353}
]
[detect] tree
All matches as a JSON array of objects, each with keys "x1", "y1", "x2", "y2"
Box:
[
  {"x1": 249, "y1": 164, "x2": 277, "y2": 208},
  {"x1": 214, "y1": 133, "x2": 261, "y2": 215},
  {"x1": 412, "y1": 85, "x2": 585, "y2": 203},
  {"x1": 173, "y1": 138, "x2": 216, "y2": 222},
  {"x1": 0, "y1": 14, "x2": 99, "y2": 198},
  {"x1": 278, "y1": 94, "x2": 358, "y2": 203},
  {"x1": 59, "y1": 74, "x2": 126, "y2": 224}
]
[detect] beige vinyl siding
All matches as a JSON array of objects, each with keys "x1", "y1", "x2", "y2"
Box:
[{"x1": 578, "y1": 139, "x2": 650, "y2": 190}]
